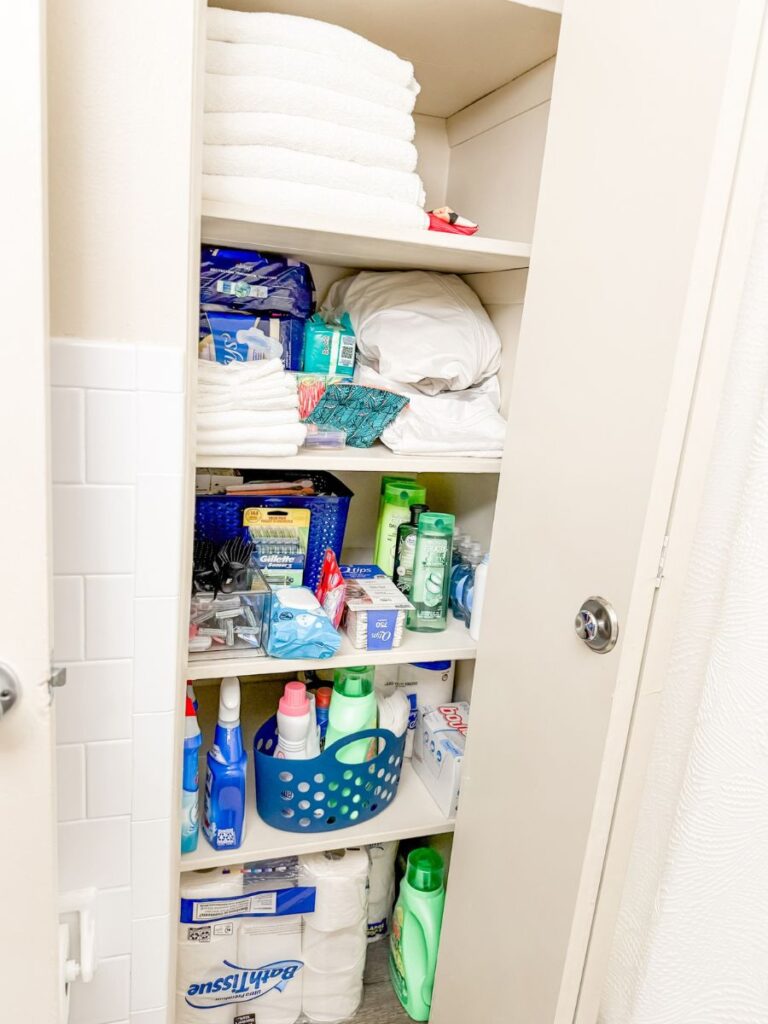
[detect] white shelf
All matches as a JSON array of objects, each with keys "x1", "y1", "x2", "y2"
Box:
[
  {"x1": 201, "y1": 201, "x2": 531, "y2": 274},
  {"x1": 198, "y1": 441, "x2": 502, "y2": 475},
  {"x1": 187, "y1": 614, "x2": 475, "y2": 681},
  {"x1": 181, "y1": 761, "x2": 454, "y2": 871}
]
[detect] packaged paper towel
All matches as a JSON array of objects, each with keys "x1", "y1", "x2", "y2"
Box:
[{"x1": 366, "y1": 841, "x2": 398, "y2": 941}]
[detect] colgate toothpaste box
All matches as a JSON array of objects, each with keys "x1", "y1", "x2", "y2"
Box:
[{"x1": 412, "y1": 702, "x2": 470, "y2": 818}]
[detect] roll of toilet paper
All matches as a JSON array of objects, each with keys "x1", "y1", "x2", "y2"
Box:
[
  {"x1": 177, "y1": 868, "x2": 244, "y2": 1024},
  {"x1": 366, "y1": 841, "x2": 398, "y2": 942},
  {"x1": 303, "y1": 917, "x2": 367, "y2": 972},
  {"x1": 302, "y1": 951, "x2": 366, "y2": 1023},
  {"x1": 298, "y1": 849, "x2": 369, "y2": 932},
  {"x1": 235, "y1": 916, "x2": 303, "y2": 1024},
  {"x1": 176, "y1": 920, "x2": 239, "y2": 1024}
]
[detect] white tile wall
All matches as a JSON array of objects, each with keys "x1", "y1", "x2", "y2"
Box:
[{"x1": 51, "y1": 338, "x2": 186, "y2": 1024}]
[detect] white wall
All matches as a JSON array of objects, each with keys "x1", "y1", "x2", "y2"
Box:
[{"x1": 51, "y1": 339, "x2": 187, "y2": 1024}]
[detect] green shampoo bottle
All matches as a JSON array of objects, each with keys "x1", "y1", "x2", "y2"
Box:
[
  {"x1": 407, "y1": 513, "x2": 455, "y2": 632},
  {"x1": 389, "y1": 848, "x2": 446, "y2": 1021}
]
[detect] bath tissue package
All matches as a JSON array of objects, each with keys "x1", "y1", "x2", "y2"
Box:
[{"x1": 178, "y1": 852, "x2": 372, "y2": 1024}]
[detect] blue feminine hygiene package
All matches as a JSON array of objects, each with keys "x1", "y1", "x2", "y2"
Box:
[
  {"x1": 301, "y1": 313, "x2": 356, "y2": 377},
  {"x1": 200, "y1": 245, "x2": 315, "y2": 320},
  {"x1": 267, "y1": 587, "x2": 341, "y2": 660},
  {"x1": 199, "y1": 311, "x2": 304, "y2": 370}
]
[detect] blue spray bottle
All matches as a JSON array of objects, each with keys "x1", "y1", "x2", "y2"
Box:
[
  {"x1": 180, "y1": 689, "x2": 202, "y2": 853},
  {"x1": 203, "y1": 676, "x2": 247, "y2": 850}
]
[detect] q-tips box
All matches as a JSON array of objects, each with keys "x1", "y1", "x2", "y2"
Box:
[{"x1": 412, "y1": 702, "x2": 470, "y2": 818}]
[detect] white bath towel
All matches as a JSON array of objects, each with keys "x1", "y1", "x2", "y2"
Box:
[
  {"x1": 206, "y1": 41, "x2": 418, "y2": 114},
  {"x1": 198, "y1": 357, "x2": 285, "y2": 382},
  {"x1": 206, "y1": 8, "x2": 414, "y2": 88},
  {"x1": 197, "y1": 442, "x2": 301, "y2": 458},
  {"x1": 205, "y1": 74, "x2": 414, "y2": 142},
  {"x1": 198, "y1": 409, "x2": 299, "y2": 429},
  {"x1": 203, "y1": 145, "x2": 425, "y2": 207},
  {"x1": 198, "y1": 378, "x2": 297, "y2": 397},
  {"x1": 197, "y1": 423, "x2": 307, "y2": 445},
  {"x1": 203, "y1": 176, "x2": 429, "y2": 233},
  {"x1": 197, "y1": 397, "x2": 300, "y2": 416},
  {"x1": 204, "y1": 113, "x2": 418, "y2": 174}
]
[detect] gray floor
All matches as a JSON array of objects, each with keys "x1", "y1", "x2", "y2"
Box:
[{"x1": 359, "y1": 939, "x2": 411, "y2": 1024}]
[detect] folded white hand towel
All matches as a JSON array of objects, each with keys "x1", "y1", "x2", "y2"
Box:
[
  {"x1": 198, "y1": 375, "x2": 296, "y2": 393},
  {"x1": 204, "y1": 113, "x2": 418, "y2": 173},
  {"x1": 198, "y1": 424, "x2": 308, "y2": 446},
  {"x1": 203, "y1": 175, "x2": 429, "y2": 232},
  {"x1": 206, "y1": 9, "x2": 414, "y2": 88},
  {"x1": 203, "y1": 145, "x2": 425, "y2": 207},
  {"x1": 204, "y1": 74, "x2": 415, "y2": 142},
  {"x1": 197, "y1": 357, "x2": 284, "y2": 382},
  {"x1": 197, "y1": 394, "x2": 300, "y2": 414},
  {"x1": 206, "y1": 41, "x2": 419, "y2": 114},
  {"x1": 197, "y1": 442, "x2": 301, "y2": 458},
  {"x1": 198, "y1": 409, "x2": 299, "y2": 429}
]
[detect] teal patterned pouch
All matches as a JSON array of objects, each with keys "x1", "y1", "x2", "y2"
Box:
[{"x1": 305, "y1": 383, "x2": 409, "y2": 448}]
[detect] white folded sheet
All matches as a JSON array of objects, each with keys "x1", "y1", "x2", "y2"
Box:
[
  {"x1": 203, "y1": 175, "x2": 429, "y2": 232},
  {"x1": 206, "y1": 41, "x2": 419, "y2": 114},
  {"x1": 204, "y1": 113, "x2": 418, "y2": 173},
  {"x1": 356, "y1": 366, "x2": 507, "y2": 458},
  {"x1": 205, "y1": 74, "x2": 415, "y2": 142},
  {"x1": 203, "y1": 145, "x2": 425, "y2": 207},
  {"x1": 206, "y1": 8, "x2": 415, "y2": 88}
]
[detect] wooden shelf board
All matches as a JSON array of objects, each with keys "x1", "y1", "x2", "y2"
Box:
[
  {"x1": 187, "y1": 614, "x2": 476, "y2": 682},
  {"x1": 180, "y1": 761, "x2": 454, "y2": 871},
  {"x1": 201, "y1": 201, "x2": 531, "y2": 274},
  {"x1": 198, "y1": 441, "x2": 502, "y2": 475}
]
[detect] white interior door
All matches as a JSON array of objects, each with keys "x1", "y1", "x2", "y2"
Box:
[
  {"x1": 431, "y1": 1, "x2": 762, "y2": 1022},
  {"x1": 0, "y1": 1, "x2": 60, "y2": 1020}
]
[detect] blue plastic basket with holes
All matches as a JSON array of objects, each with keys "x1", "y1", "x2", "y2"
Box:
[
  {"x1": 194, "y1": 472, "x2": 353, "y2": 592},
  {"x1": 253, "y1": 719, "x2": 406, "y2": 833}
]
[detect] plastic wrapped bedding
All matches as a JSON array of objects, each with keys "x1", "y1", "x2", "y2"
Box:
[{"x1": 324, "y1": 271, "x2": 502, "y2": 396}]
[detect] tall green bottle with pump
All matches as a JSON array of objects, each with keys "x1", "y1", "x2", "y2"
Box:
[
  {"x1": 389, "y1": 848, "x2": 446, "y2": 1021},
  {"x1": 407, "y1": 513, "x2": 455, "y2": 632}
]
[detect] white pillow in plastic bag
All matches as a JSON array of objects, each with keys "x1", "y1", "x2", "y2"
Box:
[{"x1": 324, "y1": 271, "x2": 501, "y2": 395}]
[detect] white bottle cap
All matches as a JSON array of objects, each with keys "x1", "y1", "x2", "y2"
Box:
[{"x1": 218, "y1": 677, "x2": 241, "y2": 725}]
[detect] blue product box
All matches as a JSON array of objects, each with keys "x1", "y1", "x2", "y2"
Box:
[{"x1": 199, "y1": 311, "x2": 304, "y2": 371}]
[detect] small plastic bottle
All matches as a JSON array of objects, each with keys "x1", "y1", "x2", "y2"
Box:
[
  {"x1": 469, "y1": 553, "x2": 489, "y2": 641},
  {"x1": 456, "y1": 542, "x2": 483, "y2": 625},
  {"x1": 314, "y1": 686, "x2": 332, "y2": 749},
  {"x1": 276, "y1": 681, "x2": 311, "y2": 759},
  {"x1": 392, "y1": 503, "x2": 430, "y2": 598},
  {"x1": 180, "y1": 693, "x2": 201, "y2": 854},
  {"x1": 449, "y1": 536, "x2": 472, "y2": 616}
]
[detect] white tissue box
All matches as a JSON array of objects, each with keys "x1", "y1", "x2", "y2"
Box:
[{"x1": 412, "y1": 702, "x2": 470, "y2": 818}]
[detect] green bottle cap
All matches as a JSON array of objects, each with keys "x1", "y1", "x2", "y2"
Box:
[
  {"x1": 418, "y1": 512, "x2": 456, "y2": 536},
  {"x1": 406, "y1": 847, "x2": 444, "y2": 893},
  {"x1": 333, "y1": 666, "x2": 374, "y2": 698}
]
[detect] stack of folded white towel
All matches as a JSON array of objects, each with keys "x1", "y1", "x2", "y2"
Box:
[
  {"x1": 204, "y1": 8, "x2": 428, "y2": 233},
  {"x1": 197, "y1": 358, "x2": 307, "y2": 458}
]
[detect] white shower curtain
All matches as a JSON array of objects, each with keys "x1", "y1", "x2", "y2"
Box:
[{"x1": 600, "y1": 180, "x2": 768, "y2": 1022}]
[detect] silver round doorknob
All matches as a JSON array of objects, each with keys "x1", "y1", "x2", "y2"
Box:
[{"x1": 574, "y1": 597, "x2": 618, "y2": 653}]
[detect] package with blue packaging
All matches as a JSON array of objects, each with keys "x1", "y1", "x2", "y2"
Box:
[
  {"x1": 266, "y1": 587, "x2": 341, "y2": 660},
  {"x1": 341, "y1": 569, "x2": 413, "y2": 651},
  {"x1": 301, "y1": 313, "x2": 356, "y2": 377},
  {"x1": 199, "y1": 311, "x2": 304, "y2": 370},
  {"x1": 176, "y1": 857, "x2": 316, "y2": 1024},
  {"x1": 200, "y1": 245, "x2": 315, "y2": 320}
]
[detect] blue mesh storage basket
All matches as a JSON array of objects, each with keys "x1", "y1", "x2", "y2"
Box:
[
  {"x1": 253, "y1": 719, "x2": 406, "y2": 833},
  {"x1": 194, "y1": 472, "x2": 353, "y2": 592}
]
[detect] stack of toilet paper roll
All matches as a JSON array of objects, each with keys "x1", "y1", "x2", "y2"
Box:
[{"x1": 299, "y1": 849, "x2": 369, "y2": 1023}]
